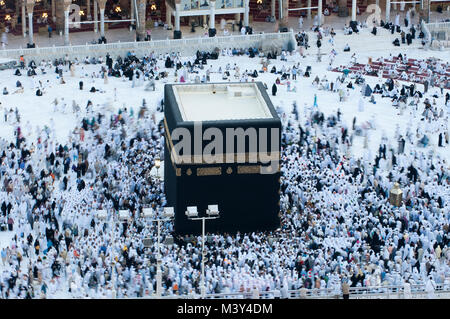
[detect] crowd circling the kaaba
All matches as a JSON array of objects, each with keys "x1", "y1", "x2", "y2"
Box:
[{"x1": 0, "y1": 12, "x2": 449, "y2": 299}]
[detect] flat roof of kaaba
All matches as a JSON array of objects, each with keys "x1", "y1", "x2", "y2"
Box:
[{"x1": 171, "y1": 83, "x2": 273, "y2": 122}]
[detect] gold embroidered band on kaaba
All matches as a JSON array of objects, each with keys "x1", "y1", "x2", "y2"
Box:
[{"x1": 163, "y1": 117, "x2": 280, "y2": 174}]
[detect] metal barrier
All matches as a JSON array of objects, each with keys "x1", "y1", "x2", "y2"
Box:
[
  {"x1": 140, "y1": 282, "x2": 450, "y2": 299},
  {"x1": 0, "y1": 32, "x2": 296, "y2": 61},
  {"x1": 422, "y1": 20, "x2": 450, "y2": 49},
  {"x1": 426, "y1": 21, "x2": 450, "y2": 32}
]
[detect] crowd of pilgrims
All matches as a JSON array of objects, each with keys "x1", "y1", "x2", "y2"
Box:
[{"x1": 0, "y1": 29, "x2": 449, "y2": 299}]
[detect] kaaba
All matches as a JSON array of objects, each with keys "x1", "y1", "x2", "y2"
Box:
[{"x1": 164, "y1": 82, "x2": 281, "y2": 235}]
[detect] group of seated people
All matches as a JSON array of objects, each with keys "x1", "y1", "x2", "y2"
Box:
[
  {"x1": 393, "y1": 38, "x2": 401, "y2": 47},
  {"x1": 220, "y1": 47, "x2": 260, "y2": 57},
  {"x1": 312, "y1": 75, "x2": 332, "y2": 91},
  {"x1": 364, "y1": 64, "x2": 378, "y2": 77},
  {"x1": 14, "y1": 64, "x2": 37, "y2": 77},
  {"x1": 83, "y1": 56, "x2": 104, "y2": 65},
  {"x1": 295, "y1": 32, "x2": 309, "y2": 48},
  {"x1": 193, "y1": 50, "x2": 220, "y2": 64},
  {"x1": 270, "y1": 65, "x2": 311, "y2": 78},
  {"x1": 344, "y1": 22, "x2": 359, "y2": 35}
]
